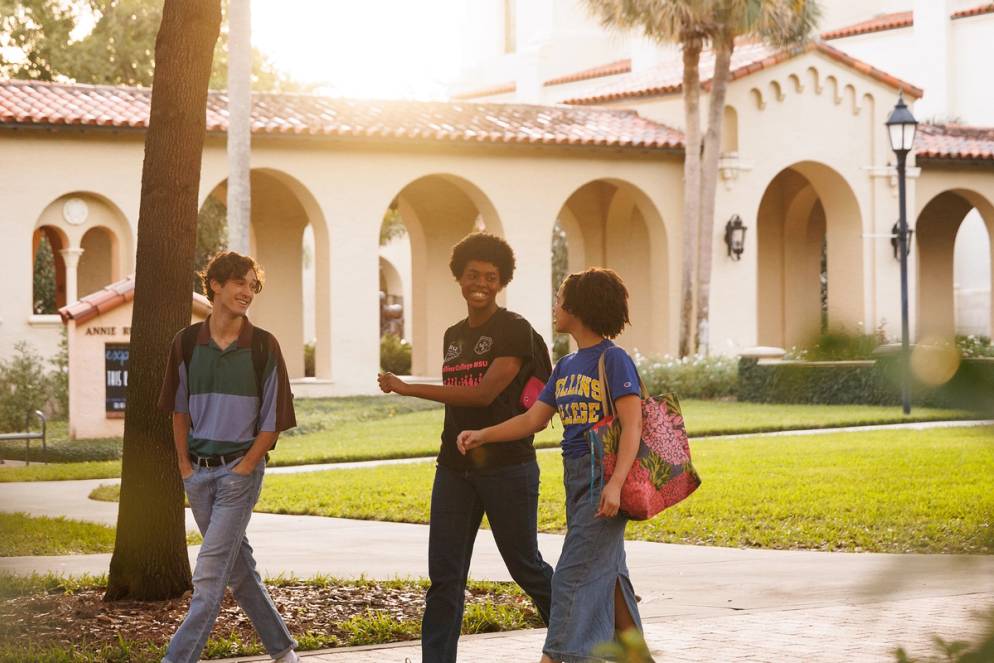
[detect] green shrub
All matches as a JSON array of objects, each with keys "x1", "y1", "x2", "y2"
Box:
[
  {"x1": 0, "y1": 342, "x2": 53, "y2": 432},
  {"x1": 380, "y1": 334, "x2": 412, "y2": 374},
  {"x1": 791, "y1": 325, "x2": 889, "y2": 361},
  {"x1": 634, "y1": 352, "x2": 738, "y2": 400},
  {"x1": 304, "y1": 341, "x2": 315, "y2": 377},
  {"x1": 49, "y1": 329, "x2": 69, "y2": 418},
  {"x1": 738, "y1": 356, "x2": 994, "y2": 414},
  {"x1": 0, "y1": 438, "x2": 122, "y2": 463}
]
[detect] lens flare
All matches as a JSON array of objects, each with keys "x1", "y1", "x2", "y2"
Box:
[{"x1": 910, "y1": 336, "x2": 961, "y2": 386}]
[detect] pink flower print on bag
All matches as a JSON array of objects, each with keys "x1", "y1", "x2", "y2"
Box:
[{"x1": 587, "y1": 349, "x2": 700, "y2": 521}]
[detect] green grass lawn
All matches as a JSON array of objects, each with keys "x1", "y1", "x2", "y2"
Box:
[
  {"x1": 247, "y1": 426, "x2": 994, "y2": 554},
  {"x1": 0, "y1": 512, "x2": 201, "y2": 556},
  {"x1": 269, "y1": 400, "x2": 976, "y2": 467},
  {"x1": 2, "y1": 396, "x2": 977, "y2": 482}
]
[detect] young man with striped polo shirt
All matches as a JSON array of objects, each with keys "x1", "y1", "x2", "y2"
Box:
[{"x1": 158, "y1": 251, "x2": 299, "y2": 663}]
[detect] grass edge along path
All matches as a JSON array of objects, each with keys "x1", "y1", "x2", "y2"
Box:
[
  {"x1": 1, "y1": 400, "x2": 978, "y2": 483},
  {"x1": 0, "y1": 572, "x2": 539, "y2": 662},
  {"x1": 0, "y1": 512, "x2": 201, "y2": 556}
]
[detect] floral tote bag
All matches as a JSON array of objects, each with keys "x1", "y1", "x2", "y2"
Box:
[{"x1": 586, "y1": 348, "x2": 701, "y2": 520}]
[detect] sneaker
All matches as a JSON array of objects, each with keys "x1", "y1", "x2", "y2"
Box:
[{"x1": 273, "y1": 651, "x2": 300, "y2": 663}]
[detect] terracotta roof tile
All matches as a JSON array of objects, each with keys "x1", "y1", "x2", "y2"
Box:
[
  {"x1": 952, "y1": 3, "x2": 994, "y2": 19},
  {"x1": 544, "y1": 59, "x2": 632, "y2": 87},
  {"x1": 821, "y1": 11, "x2": 912, "y2": 40},
  {"x1": 561, "y1": 41, "x2": 922, "y2": 105},
  {"x1": 59, "y1": 275, "x2": 211, "y2": 325},
  {"x1": 823, "y1": 5, "x2": 993, "y2": 41},
  {"x1": 0, "y1": 78, "x2": 684, "y2": 151},
  {"x1": 916, "y1": 123, "x2": 994, "y2": 162}
]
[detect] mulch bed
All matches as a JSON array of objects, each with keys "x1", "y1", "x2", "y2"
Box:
[{"x1": 0, "y1": 581, "x2": 536, "y2": 658}]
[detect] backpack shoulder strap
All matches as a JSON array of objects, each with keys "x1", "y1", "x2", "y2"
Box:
[
  {"x1": 250, "y1": 327, "x2": 271, "y2": 398},
  {"x1": 180, "y1": 322, "x2": 203, "y2": 373},
  {"x1": 249, "y1": 326, "x2": 272, "y2": 437}
]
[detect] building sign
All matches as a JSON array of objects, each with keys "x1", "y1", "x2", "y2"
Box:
[{"x1": 105, "y1": 343, "x2": 129, "y2": 415}]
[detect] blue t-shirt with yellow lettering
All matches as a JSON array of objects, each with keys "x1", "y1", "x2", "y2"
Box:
[{"x1": 538, "y1": 339, "x2": 641, "y2": 458}]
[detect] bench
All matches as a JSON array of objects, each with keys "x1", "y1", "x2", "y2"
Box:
[{"x1": 0, "y1": 410, "x2": 47, "y2": 465}]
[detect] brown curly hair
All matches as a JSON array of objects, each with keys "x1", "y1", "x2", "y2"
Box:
[
  {"x1": 199, "y1": 251, "x2": 264, "y2": 302},
  {"x1": 559, "y1": 268, "x2": 630, "y2": 338},
  {"x1": 448, "y1": 232, "x2": 516, "y2": 286}
]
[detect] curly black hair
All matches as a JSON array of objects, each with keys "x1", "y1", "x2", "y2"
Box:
[
  {"x1": 448, "y1": 232, "x2": 516, "y2": 286},
  {"x1": 199, "y1": 251, "x2": 264, "y2": 302},
  {"x1": 559, "y1": 268, "x2": 630, "y2": 338}
]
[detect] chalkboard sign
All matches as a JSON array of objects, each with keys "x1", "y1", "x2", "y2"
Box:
[{"x1": 105, "y1": 343, "x2": 129, "y2": 416}]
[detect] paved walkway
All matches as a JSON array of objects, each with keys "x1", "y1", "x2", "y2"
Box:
[{"x1": 2, "y1": 420, "x2": 993, "y2": 661}]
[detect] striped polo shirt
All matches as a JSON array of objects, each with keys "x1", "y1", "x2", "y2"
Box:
[{"x1": 158, "y1": 317, "x2": 296, "y2": 456}]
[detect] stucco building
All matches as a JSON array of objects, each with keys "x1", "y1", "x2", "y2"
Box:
[{"x1": 2, "y1": 0, "x2": 993, "y2": 415}]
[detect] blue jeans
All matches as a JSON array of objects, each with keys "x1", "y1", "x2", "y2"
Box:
[
  {"x1": 163, "y1": 457, "x2": 296, "y2": 663},
  {"x1": 422, "y1": 460, "x2": 553, "y2": 663}
]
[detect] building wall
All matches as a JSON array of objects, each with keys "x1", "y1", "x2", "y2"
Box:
[
  {"x1": 66, "y1": 303, "x2": 207, "y2": 439},
  {"x1": 2, "y1": 130, "x2": 683, "y2": 396}
]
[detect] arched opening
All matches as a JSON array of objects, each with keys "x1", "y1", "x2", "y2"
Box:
[
  {"x1": 200, "y1": 169, "x2": 329, "y2": 379},
  {"x1": 916, "y1": 190, "x2": 994, "y2": 340},
  {"x1": 385, "y1": 174, "x2": 503, "y2": 377},
  {"x1": 379, "y1": 255, "x2": 405, "y2": 337},
  {"x1": 31, "y1": 226, "x2": 67, "y2": 313},
  {"x1": 32, "y1": 193, "x2": 133, "y2": 308},
  {"x1": 756, "y1": 162, "x2": 864, "y2": 348},
  {"x1": 78, "y1": 226, "x2": 117, "y2": 298},
  {"x1": 552, "y1": 179, "x2": 669, "y2": 356}
]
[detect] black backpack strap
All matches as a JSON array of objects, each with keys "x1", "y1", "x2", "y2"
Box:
[
  {"x1": 250, "y1": 327, "x2": 272, "y2": 436},
  {"x1": 180, "y1": 322, "x2": 203, "y2": 376}
]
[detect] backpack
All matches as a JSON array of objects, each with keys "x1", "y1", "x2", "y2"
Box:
[
  {"x1": 520, "y1": 326, "x2": 553, "y2": 409},
  {"x1": 180, "y1": 321, "x2": 272, "y2": 436}
]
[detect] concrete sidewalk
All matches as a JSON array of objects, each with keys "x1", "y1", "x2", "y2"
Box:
[
  {"x1": 3, "y1": 475, "x2": 994, "y2": 661},
  {"x1": 2, "y1": 419, "x2": 993, "y2": 661}
]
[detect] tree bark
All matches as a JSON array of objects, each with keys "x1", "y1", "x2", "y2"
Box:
[
  {"x1": 678, "y1": 38, "x2": 703, "y2": 358},
  {"x1": 104, "y1": 0, "x2": 222, "y2": 602},
  {"x1": 695, "y1": 35, "x2": 734, "y2": 356}
]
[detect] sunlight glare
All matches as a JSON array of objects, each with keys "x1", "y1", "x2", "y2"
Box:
[{"x1": 252, "y1": 0, "x2": 467, "y2": 99}]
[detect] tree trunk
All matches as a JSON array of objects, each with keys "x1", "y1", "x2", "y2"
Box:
[
  {"x1": 104, "y1": 0, "x2": 222, "y2": 602},
  {"x1": 678, "y1": 38, "x2": 703, "y2": 358},
  {"x1": 695, "y1": 35, "x2": 734, "y2": 356},
  {"x1": 226, "y1": 0, "x2": 252, "y2": 254}
]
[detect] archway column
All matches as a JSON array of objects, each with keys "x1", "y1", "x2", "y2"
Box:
[
  {"x1": 59, "y1": 247, "x2": 84, "y2": 305},
  {"x1": 317, "y1": 191, "x2": 383, "y2": 393},
  {"x1": 495, "y1": 196, "x2": 557, "y2": 348},
  {"x1": 870, "y1": 166, "x2": 920, "y2": 343}
]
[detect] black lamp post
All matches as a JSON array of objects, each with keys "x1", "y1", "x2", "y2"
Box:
[{"x1": 885, "y1": 91, "x2": 918, "y2": 415}]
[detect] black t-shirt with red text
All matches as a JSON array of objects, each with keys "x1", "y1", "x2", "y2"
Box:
[{"x1": 438, "y1": 308, "x2": 536, "y2": 471}]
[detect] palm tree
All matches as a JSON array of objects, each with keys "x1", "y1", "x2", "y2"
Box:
[
  {"x1": 584, "y1": 0, "x2": 712, "y2": 357},
  {"x1": 584, "y1": 0, "x2": 820, "y2": 356},
  {"x1": 227, "y1": 0, "x2": 252, "y2": 254},
  {"x1": 695, "y1": 1, "x2": 820, "y2": 355},
  {"x1": 105, "y1": 0, "x2": 222, "y2": 601}
]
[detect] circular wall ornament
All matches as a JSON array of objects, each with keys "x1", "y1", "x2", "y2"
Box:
[{"x1": 62, "y1": 197, "x2": 89, "y2": 226}]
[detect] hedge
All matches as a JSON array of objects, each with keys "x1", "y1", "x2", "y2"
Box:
[{"x1": 738, "y1": 356, "x2": 994, "y2": 413}]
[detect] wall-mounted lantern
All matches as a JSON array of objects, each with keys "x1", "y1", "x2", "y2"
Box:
[
  {"x1": 724, "y1": 214, "x2": 747, "y2": 260},
  {"x1": 890, "y1": 221, "x2": 914, "y2": 260}
]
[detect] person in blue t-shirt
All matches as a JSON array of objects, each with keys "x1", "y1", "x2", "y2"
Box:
[{"x1": 458, "y1": 267, "x2": 647, "y2": 663}]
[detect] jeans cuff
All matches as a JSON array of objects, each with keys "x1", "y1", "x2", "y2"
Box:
[{"x1": 271, "y1": 640, "x2": 298, "y2": 660}]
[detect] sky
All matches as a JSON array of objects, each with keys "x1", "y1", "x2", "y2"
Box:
[{"x1": 251, "y1": 0, "x2": 468, "y2": 99}]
